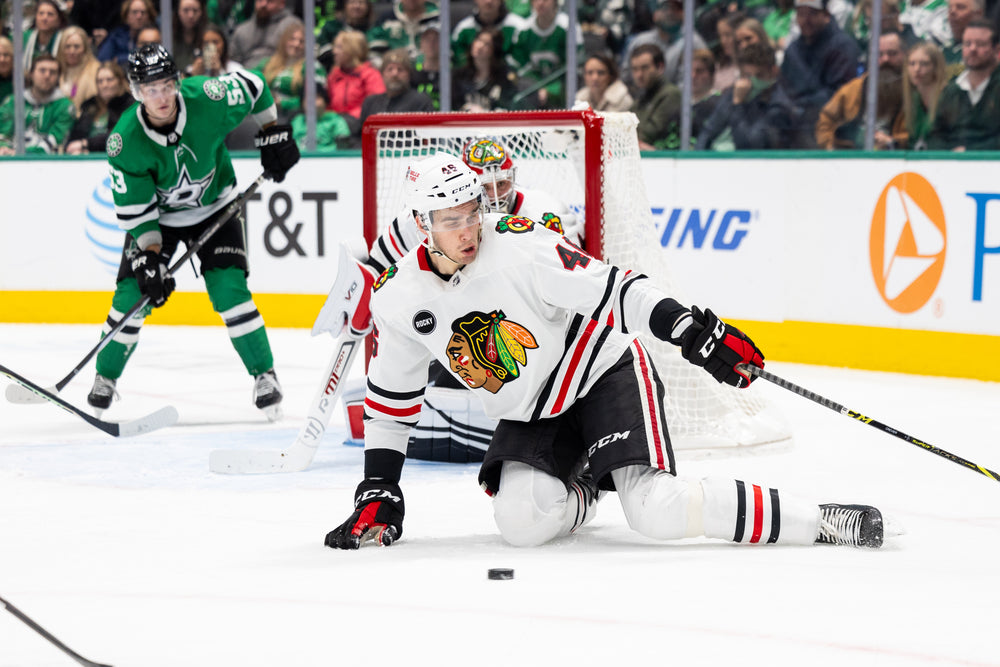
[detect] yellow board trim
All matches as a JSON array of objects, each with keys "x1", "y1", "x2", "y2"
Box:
[{"x1": 3, "y1": 292, "x2": 1000, "y2": 381}]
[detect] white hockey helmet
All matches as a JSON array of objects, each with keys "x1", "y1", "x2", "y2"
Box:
[
  {"x1": 404, "y1": 152, "x2": 484, "y2": 234},
  {"x1": 461, "y1": 138, "x2": 517, "y2": 213}
]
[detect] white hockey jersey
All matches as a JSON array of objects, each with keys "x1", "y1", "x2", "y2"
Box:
[
  {"x1": 362, "y1": 212, "x2": 669, "y2": 457},
  {"x1": 366, "y1": 186, "x2": 580, "y2": 274}
]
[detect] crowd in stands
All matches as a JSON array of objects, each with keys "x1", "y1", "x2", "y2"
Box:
[{"x1": 2, "y1": 0, "x2": 1000, "y2": 154}]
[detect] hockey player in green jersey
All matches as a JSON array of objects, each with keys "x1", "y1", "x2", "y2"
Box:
[{"x1": 87, "y1": 43, "x2": 300, "y2": 420}]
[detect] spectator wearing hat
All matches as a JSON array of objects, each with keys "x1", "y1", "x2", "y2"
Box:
[
  {"x1": 368, "y1": 0, "x2": 441, "y2": 63},
  {"x1": 780, "y1": 0, "x2": 861, "y2": 147},
  {"x1": 413, "y1": 20, "x2": 442, "y2": 107},
  {"x1": 620, "y1": 0, "x2": 707, "y2": 89}
]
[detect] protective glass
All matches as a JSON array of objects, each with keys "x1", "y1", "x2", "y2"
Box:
[
  {"x1": 426, "y1": 197, "x2": 485, "y2": 233},
  {"x1": 134, "y1": 78, "x2": 178, "y2": 102}
]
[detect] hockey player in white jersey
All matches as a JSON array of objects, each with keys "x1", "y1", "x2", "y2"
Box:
[
  {"x1": 315, "y1": 137, "x2": 580, "y2": 462},
  {"x1": 324, "y1": 151, "x2": 887, "y2": 551}
]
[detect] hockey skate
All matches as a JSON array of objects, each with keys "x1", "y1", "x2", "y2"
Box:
[
  {"x1": 87, "y1": 374, "x2": 118, "y2": 417},
  {"x1": 253, "y1": 369, "x2": 283, "y2": 422},
  {"x1": 816, "y1": 504, "x2": 884, "y2": 548}
]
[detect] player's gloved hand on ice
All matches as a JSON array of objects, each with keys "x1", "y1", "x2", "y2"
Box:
[
  {"x1": 312, "y1": 243, "x2": 376, "y2": 339},
  {"x1": 255, "y1": 123, "x2": 299, "y2": 183},
  {"x1": 131, "y1": 249, "x2": 175, "y2": 307},
  {"x1": 325, "y1": 479, "x2": 404, "y2": 549},
  {"x1": 676, "y1": 306, "x2": 763, "y2": 388}
]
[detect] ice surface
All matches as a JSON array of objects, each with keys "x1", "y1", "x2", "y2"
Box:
[{"x1": 2, "y1": 324, "x2": 999, "y2": 667}]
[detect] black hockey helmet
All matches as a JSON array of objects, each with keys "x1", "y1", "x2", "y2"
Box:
[{"x1": 127, "y1": 43, "x2": 179, "y2": 86}]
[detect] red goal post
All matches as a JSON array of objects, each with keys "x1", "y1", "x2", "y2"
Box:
[{"x1": 360, "y1": 109, "x2": 791, "y2": 454}]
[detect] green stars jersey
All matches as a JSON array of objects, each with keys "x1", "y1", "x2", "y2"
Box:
[{"x1": 106, "y1": 71, "x2": 277, "y2": 240}]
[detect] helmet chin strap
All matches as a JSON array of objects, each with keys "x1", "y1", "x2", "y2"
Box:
[{"x1": 423, "y1": 241, "x2": 464, "y2": 268}]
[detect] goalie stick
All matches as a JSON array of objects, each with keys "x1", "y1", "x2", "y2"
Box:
[
  {"x1": 1, "y1": 594, "x2": 113, "y2": 667},
  {"x1": 208, "y1": 334, "x2": 360, "y2": 473},
  {"x1": 742, "y1": 365, "x2": 1000, "y2": 484},
  {"x1": 0, "y1": 362, "x2": 178, "y2": 437},
  {"x1": 5, "y1": 173, "x2": 268, "y2": 405}
]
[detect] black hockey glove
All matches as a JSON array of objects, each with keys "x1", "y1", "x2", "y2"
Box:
[
  {"x1": 676, "y1": 306, "x2": 763, "y2": 388},
  {"x1": 130, "y1": 249, "x2": 175, "y2": 308},
  {"x1": 325, "y1": 479, "x2": 404, "y2": 549},
  {"x1": 255, "y1": 123, "x2": 299, "y2": 183}
]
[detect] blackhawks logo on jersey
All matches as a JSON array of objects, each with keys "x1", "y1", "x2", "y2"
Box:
[
  {"x1": 496, "y1": 215, "x2": 534, "y2": 234},
  {"x1": 447, "y1": 310, "x2": 537, "y2": 394},
  {"x1": 373, "y1": 265, "x2": 397, "y2": 292},
  {"x1": 541, "y1": 212, "x2": 563, "y2": 234}
]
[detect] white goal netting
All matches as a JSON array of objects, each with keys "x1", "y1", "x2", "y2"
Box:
[{"x1": 362, "y1": 110, "x2": 791, "y2": 454}]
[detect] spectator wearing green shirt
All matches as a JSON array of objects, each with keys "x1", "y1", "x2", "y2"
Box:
[
  {"x1": 367, "y1": 0, "x2": 440, "y2": 64},
  {"x1": 510, "y1": 0, "x2": 583, "y2": 108},
  {"x1": 258, "y1": 20, "x2": 329, "y2": 124},
  {"x1": 23, "y1": 0, "x2": 66, "y2": 72},
  {"x1": 0, "y1": 37, "x2": 13, "y2": 107},
  {"x1": 927, "y1": 18, "x2": 1000, "y2": 149},
  {"x1": 628, "y1": 43, "x2": 680, "y2": 150},
  {"x1": 902, "y1": 40, "x2": 948, "y2": 148},
  {"x1": 452, "y1": 0, "x2": 524, "y2": 69},
  {"x1": 0, "y1": 54, "x2": 77, "y2": 155},
  {"x1": 317, "y1": 0, "x2": 375, "y2": 71}
]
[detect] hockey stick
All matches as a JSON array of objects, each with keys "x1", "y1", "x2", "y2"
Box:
[
  {"x1": 1, "y1": 594, "x2": 113, "y2": 667},
  {"x1": 0, "y1": 362, "x2": 178, "y2": 437},
  {"x1": 208, "y1": 334, "x2": 360, "y2": 473},
  {"x1": 5, "y1": 173, "x2": 268, "y2": 405},
  {"x1": 742, "y1": 365, "x2": 1000, "y2": 484}
]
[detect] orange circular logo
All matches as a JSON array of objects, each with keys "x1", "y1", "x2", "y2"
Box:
[{"x1": 870, "y1": 173, "x2": 946, "y2": 313}]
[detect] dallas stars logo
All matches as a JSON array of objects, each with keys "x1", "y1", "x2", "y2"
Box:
[{"x1": 157, "y1": 164, "x2": 215, "y2": 209}]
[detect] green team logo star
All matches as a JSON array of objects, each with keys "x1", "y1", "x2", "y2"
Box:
[{"x1": 158, "y1": 164, "x2": 215, "y2": 209}]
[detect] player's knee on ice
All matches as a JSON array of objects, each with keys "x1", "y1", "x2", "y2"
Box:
[{"x1": 493, "y1": 462, "x2": 573, "y2": 547}]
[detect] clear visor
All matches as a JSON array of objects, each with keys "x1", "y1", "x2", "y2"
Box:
[
  {"x1": 425, "y1": 196, "x2": 485, "y2": 233},
  {"x1": 132, "y1": 78, "x2": 178, "y2": 102},
  {"x1": 479, "y1": 167, "x2": 516, "y2": 212}
]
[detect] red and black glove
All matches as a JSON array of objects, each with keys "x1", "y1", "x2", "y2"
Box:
[
  {"x1": 325, "y1": 479, "x2": 404, "y2": 549},
  {"x1": 677, "y1": 306, "x2": 763, "y2": 388}
]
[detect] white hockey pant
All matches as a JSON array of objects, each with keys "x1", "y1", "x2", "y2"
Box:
[{"x1": 492, "y1": 462, "x2": 821, "y2": 547}]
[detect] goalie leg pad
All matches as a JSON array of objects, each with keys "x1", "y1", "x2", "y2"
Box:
[{"x1": 407, "y1": 386, "x2": 497, "y2": 462}]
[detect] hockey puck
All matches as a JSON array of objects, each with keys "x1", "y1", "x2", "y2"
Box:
[{"x1": 487, "y1": 568, "x2": 514, "y2": 580}]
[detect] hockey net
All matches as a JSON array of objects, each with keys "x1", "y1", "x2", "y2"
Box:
[{"x1": 361, "y1": 109, "x2": 791, "y2": 455}]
